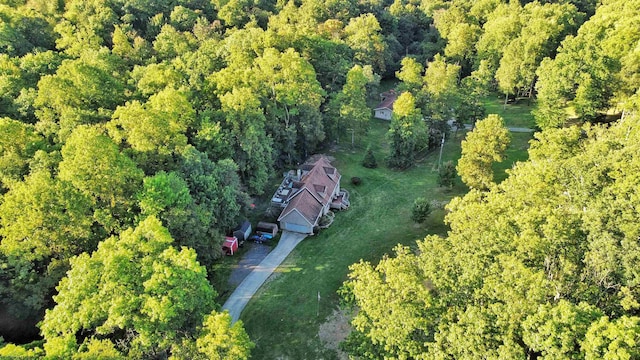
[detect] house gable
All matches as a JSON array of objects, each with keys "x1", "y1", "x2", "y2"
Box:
[
  {"x1": 277, "y1": 155, "x2": 342, "y2": 233},
  {"x1": 278, "y1": 208, "x2": 314, "y2": 227}
]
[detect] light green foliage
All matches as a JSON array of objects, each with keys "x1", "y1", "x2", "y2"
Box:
[
  {"x1": 456, "y1": 114, "x2": 510, "y2": 190},
  {"x1": 195, "y1": 313, "x2": 254, "y2": 359},
  {"x1": 344, "y1": 13, "x2": 386, "y2": 73},
  {"x1": 138, "y1": 171, "x2": 196, "y2": 242},
  {"x1": 396, "y1": 57, "x2": 423, "y2": 94},
  {"x1": 73, "y1": 338, "x2": 124, "y2": 359},
  {"x1": 535, "y1": 0, "x2": 640, "y2": 127},
  {"x1": 386, "y1": 92, "x2": 427, "y2": 169},
  {"x1": 0, "y1": 117, "x2": 44, "y2": 188},
  {"x1": 0, "y1": 4, "x2": 56, "y2": 56},
  {"x1": 0, "y1": 342, "x2": 44, "y2": 358},
  {"x1": 169, "y1": 312, "x2": 254, "y2": 360},
  {"x1": 338, "y1": 65, "x2": 372, "y2": 138},
  {"x1": 59, "y1": 125, "x2": 143, "y2": 231},
  {"x1": 153, "y1": 24, "x2": 197, "y2": 61},
  {"x1": 0, "y1": 170, "x2": 93, "y2": 263},
  {"x1": 342, "y1": 245, "x2": 434, "y2": 359},
  {"x1": 0, "y1": 169, "x2": 93, "y2": 318},
  {"x1": 475, "y1": 2, "x2": 522, "y2": 70},
  {"x1": 522, "y1": 301, "x2": 603, "y2": 359},
  {"x1": 423, "y1": 54, "x2": 460, "y2": 122},
  {"x1": 343, "y1": 114, "x2": 640, "y2": 359},
  {"x1": 139, "y1": 171, "x2": 192, "y2": 218},
  {"x1": 131, "y1": 62, "x2": 185, "y2": 97},
  {"x1": 495, "y1": 2, "x2": 581, "y2": 98},
  {"x1": 40, "y1": 216, "x2": 216, "y2": 358},
  {"x1": 34, "y1": 50, "x2": 127, "y2": 141},
  {"x1": 213, "y1": 47, "x2": 325, "y2": 164},
  {"x1": 108, "y1": 87, "x2": 194, "y2": 171},
  {"x1": 54, "y1": 0, "x2": 117, "y2": 55},
  {"x1": 583, "y1": 316, "x2": 640, "y2": 359}
]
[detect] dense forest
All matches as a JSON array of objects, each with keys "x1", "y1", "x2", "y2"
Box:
[{"x1": 0, "y1": 0, "x2": 638, "y2": 358}]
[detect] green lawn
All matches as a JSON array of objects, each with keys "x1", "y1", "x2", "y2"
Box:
[
  {"x1": 493, "y1": 132, "x2": 533, "y2": 183},
  {"x1": 481, "y1": 94, "x2": 537, "y2": 128},
  {"x1": 240, "y1": 121, "x2": 468, "y2": 359}
]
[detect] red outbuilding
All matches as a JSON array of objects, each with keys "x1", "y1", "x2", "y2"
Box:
[{"x1": 222, "y1": 236, "x2": 238, "y2": 255}]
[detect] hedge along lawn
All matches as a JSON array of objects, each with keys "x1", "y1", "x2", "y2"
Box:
[
  {"x1": 481, "y1": 94, "x2": 537, "y2": 128},
  {"x1": 240, "y1": 119, "x2": 468, "y2": 359}
]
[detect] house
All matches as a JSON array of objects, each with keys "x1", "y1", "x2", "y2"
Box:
[
  {"x1": 373, "y1": 90, "x2": 397, "y2": 120},
  {"x1": 275, "y1": 156, "x2": 349, "y2": 234}
]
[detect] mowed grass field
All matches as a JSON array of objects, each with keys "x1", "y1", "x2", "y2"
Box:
[
  {"x1": 237, "y1": 96, "x2": 535, "y2": 359},
  {"x1": 481, "y1": 95, "x2": 537, "y2": 128}
]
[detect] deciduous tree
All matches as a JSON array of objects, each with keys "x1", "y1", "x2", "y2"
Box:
[
  {"x1": 40, "y1": 216, "x2": 217, "y2": 359},
  {"x1": 456, "y1": 114, "x2": 510, "y2": 190}
]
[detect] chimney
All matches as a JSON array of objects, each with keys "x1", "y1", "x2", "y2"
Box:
[{"x1": 297, "y1": 169, "x2": 301, "y2": 180}]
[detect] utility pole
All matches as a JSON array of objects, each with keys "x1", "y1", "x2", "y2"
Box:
[
  {"x1": 347, "y1": 128, "x2": 355, "y2": 148},
  {"x1": 437, "y1": 132, "x2": 445, "y2": 171}
]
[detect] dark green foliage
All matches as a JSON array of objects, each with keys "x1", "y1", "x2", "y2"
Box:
[
  {"x1": 438, "y1": 160, "x2": 456, "y2": 188},
  {"x1": 351, "y1": 177, "x2": 362, "y2": 186},
  {"x1": 410, "y1": 197, "x2": 431, "y2": 223},
  {"x1": 362, "y1": 146, "x2": 377, "y2": 168}
]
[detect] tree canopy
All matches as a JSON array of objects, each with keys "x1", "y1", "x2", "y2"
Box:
[
  {"x1": 0, "y1": 0, "x2": 637, "y2": 355},
  {"x1": 342, "y1": 114, "x2": 640, "y2": 359}
]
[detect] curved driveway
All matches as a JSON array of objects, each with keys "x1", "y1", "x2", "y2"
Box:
[{"x1": 222, "y1": 231, "x2": 307, "y2": 322}]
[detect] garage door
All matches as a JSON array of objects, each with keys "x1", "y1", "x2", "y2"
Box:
[{"x1": 283, "y1": 222, "x2": 310, "y2": 234}]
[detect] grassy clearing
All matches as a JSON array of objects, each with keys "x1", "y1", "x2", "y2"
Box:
[
  {"x1": 481, "y1": 95, "x2": 537, "y2": 128},
  {"x1": 240, "y1": 121, "x2": 468, "y2": 359},
  {"x1": 238, "y1": 96, "x2": 536, "y2": 359}
]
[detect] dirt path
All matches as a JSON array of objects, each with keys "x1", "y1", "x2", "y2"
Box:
[{"x1": 222, "y1": 231, "x2": 308, "y2": 322}]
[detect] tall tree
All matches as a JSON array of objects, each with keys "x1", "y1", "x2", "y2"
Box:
[
  {"x1": 108, "y1": 87, "x2": 195, "y2": 173},
  {"x1": 456, "y1": 114, "x2": 510, "y2": 190},
  {"x1": 338, "y1": 65, "x2": 373, "y2": 141},
  {"x1": 34, "y1": 50, "x2": 127, "y2": 141},
  {"x1": 0, "y1": 117, "x2": 45, "y2": 189},
  {"x1": 177, "y1": 146, "x2": 248, "y2": 266},
  {"x1": 534, "y1": 0, "x2": 640, "y2": 128},
  {"x1": 219, "y1": 87, "x2": 274, "y2": 195},
  {"x1": 40, "y1": 216, "x2": 221, "y2": 358},
  {"x1": 344, "y1": 13, "x2": 387, "y2": 73},
  {"x1": 386, "y1": 92, "x2": 427, "y2": 169},
  {"x1": 0, "y1": 170, "x2": 93, "y2": 321},
  {"x1": 58, "y1": 125, "x2": 143, "y2": 232}
]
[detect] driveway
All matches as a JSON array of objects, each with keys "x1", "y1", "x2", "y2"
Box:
[
  {"x1": 448, "y1": 120, "x2": 535, "y2": 133},
  {"x1": 222, "y1": 231, "x2": 308, "y2": 322}
]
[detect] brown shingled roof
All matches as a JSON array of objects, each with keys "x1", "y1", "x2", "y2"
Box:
[
  {"x1": 374, "y1": 91, "x2": 397, "y2": 110},
  {"x1": 277, "y1": 156, "x2": 341, "y2": 226},
  {"x1": 279, "y1": 188, "x2": 324, "y2": 225}
]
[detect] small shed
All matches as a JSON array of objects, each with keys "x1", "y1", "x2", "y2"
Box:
[
  {"x1": 233, "y1": 220, "x2": 252, "y2": 243},
  {"x1": 373, "y1": 90, "x2": 397, "y2": 120},
  {"x1": 222, "y1": 236, "x2": 238, "y2": 255},
  {"x1": 256, "y1": 222, "x2": 279, "y2": 237}
]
